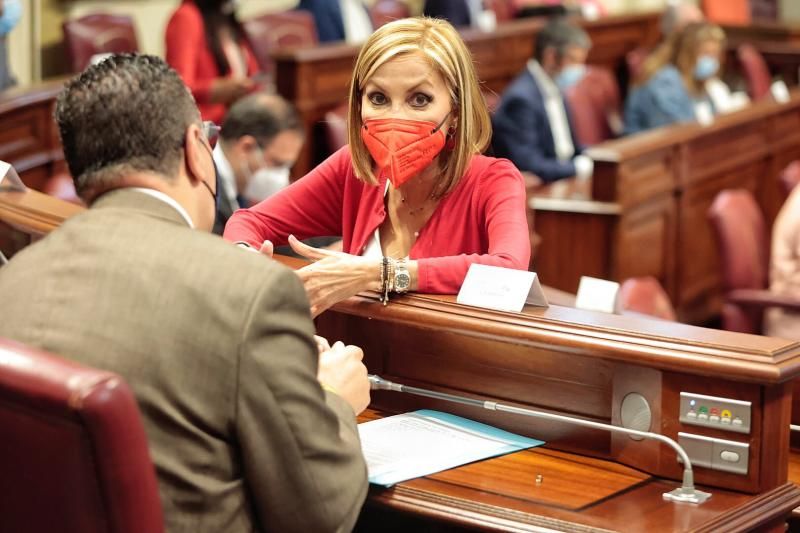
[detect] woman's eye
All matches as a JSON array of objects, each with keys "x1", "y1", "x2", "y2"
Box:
[
  {"x1": 410, "y1": 93, "x2": 432, "y2": 107},
  {"x1": 367, "y1": 92, "x2": 387, "y2": 106}
]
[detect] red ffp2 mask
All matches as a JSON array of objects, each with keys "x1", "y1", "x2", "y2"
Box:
[{"x1": 360, "y1": 116, "x2": 448, "y2": 188}]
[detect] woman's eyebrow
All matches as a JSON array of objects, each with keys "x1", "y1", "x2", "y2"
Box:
[{"x1": 364, "y1": 77, "x2": 435, "y2": 93}]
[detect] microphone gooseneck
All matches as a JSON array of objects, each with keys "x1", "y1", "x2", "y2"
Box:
[{"x1": 368, "y1": 374, "x2": 711, "y2": 504}]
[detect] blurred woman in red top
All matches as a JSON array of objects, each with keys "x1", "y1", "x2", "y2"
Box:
[{"x1": 166, "y1": 0, "x2": 259, "y2": 123}]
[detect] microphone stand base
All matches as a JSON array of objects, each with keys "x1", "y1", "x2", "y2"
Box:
[{"x1": 663, "y1": 487, "x2": 712, "y2": 504}]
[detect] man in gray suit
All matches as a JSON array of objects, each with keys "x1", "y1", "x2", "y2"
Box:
[{"x1": 0, "y1": 54, "x2": 369, "y2": 532}]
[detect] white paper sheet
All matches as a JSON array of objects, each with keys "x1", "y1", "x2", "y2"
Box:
[{"x1": 358, "y1": 410, "x2": 544, "y2": 486}]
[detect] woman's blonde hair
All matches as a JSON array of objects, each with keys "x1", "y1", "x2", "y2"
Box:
[
  {"x1": 347, "y1": 17, "x2": 492, "y2": 198},
  {"x1": 637, "y1": 22, "x2": 726, "y2": 95}
]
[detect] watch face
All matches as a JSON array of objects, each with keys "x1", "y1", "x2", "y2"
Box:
[{"x1": 395, "y1": 272, "x2": 411, "y2": 290}]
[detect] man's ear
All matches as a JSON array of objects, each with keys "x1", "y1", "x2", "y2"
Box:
[{"x1": 184, "y1": 123, "x2": 207, "y2": 186}]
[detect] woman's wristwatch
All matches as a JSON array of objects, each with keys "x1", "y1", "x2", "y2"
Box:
[{"x1": 392, "y1": 258, "x2": 410, "y2": 294}]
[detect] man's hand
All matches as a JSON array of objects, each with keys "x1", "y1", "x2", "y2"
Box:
[{"x1": 317, "y1": 341, "x2": 370, "y2": 415}]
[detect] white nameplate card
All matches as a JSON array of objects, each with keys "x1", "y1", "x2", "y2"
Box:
[
  {"x1": 0, "y1": 160, "x2": 25, "y2": 192},
  {"x1": 457, "y1": 263, "x2": 548, "y2": 313},
  {"x1": 694, "y1": 101, "x2": 714, "y2": 126},
  {"x1": 771, "y1": 80, "x2": 791, "y2": 103},
  {"x1": 575, "y1": 276, "x2": 620, "y2": 314}
]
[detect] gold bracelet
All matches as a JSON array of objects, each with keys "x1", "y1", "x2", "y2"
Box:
[
  {"x1": 381, "y1": 256, "x2": 389, "y2": 305},
  {"x1": 321, "y1": 382, "x2": 338, "y2": 395}
]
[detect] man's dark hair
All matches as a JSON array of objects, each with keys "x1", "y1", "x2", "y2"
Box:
[
  {"x1": 534, "y1": 17, "x2": 592, "y2": 63},
  {"x1": 55, "y1": 53, "x2": 199, "y2": 199},
  {"x1": 220, "y1": 93, "x2": 304, "y2": 146}
]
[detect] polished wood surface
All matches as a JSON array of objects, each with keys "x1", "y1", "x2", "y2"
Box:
[
  {"x1": 273, "y1": 12, "x2": 662, "y2": 177},
  {"x1": 358, "y1": 410, "x2": 800, "y2": 532},
  {"x1": 532, "y1": 91, "x2": 800, "y2": 324}
]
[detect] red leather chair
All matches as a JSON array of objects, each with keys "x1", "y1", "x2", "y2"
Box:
[
  {"x1": 737, "y1": 43, "x2": 772, "y2": 101},
  {"x1": 62, "y1": 14, "x2": 140, "y2": 73},
  {"x1": 708, "y1": 189, "x2": 800, "y2": 334},
  {"x1": 242, "y1": 11, "x2": 318, "y2": 76},
  {"x1": 369, "y1": 0, "x2": 410, "y2": 29},
  {"x1": 618, "y1": 276, "x2": 677, "y2": 321},
  {"x1": 0, "y1": 338, "x2": 164, "y2": 533},
  {"x1": 780, "y1": 160, "x2": 800, "y2": 199},
  {"x1": 566, "y1": 67, "x2": 622, "y2": 146}
]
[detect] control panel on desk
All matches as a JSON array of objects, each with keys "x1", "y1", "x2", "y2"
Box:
[{"x1": 679, "y1": 392, "x2": 751, "y2": 435}]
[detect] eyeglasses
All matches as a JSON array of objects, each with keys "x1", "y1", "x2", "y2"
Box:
[{"x1": 202, "y1": 121, "x2": 221, "y2": 150}]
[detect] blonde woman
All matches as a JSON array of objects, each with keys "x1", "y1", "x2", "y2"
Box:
[
  {"x1": 624, "y1": 22, "x2": 727, "y2": 135},
  {"x1": 224, "y1": 17, "x2": 530, "y2": 316}
]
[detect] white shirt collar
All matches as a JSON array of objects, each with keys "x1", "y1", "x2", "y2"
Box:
[
  {"x1": 129, "y1": 187, "x2": 194, "y2": 228},
  {"x1": 527, "y1": 59, "x2": 560, "y2": 99},
  {"x1": 526, "y1": 59, "x2": 576, "y2": 162},
  {"x1": 213, "y1": 143, "x2": 240, "y2": 207}
]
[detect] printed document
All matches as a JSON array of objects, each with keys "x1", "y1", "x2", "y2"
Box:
[{"x1": 358, "y1": 410, "x2": 544, "y2": 486}]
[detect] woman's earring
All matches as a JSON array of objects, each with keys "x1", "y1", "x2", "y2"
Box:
[{"x1": 445, "y1": 126, "x2": 456, "y2": 151}]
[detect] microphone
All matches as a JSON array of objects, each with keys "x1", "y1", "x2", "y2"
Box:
[{"x1": 368, "y1": 374, "x2": 711, "y2": 504}]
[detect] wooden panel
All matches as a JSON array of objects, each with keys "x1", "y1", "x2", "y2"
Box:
[
  {"x1": 676, "y1": 161, "x2": 761, "y2": 321},
  {"x1": 613, "y1": 194, "x2": 676, "y2": 298},
  {"x1": 531, "y1": 208, "x2": 614, "y2": 294},
  {"x1": 0, "y1": 79, "x2": 67, "y2": 192}
]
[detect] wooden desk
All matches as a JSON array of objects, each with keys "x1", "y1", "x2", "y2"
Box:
[
  {"x1": 357, "y1": 411, "x2": 799, "y2": 532},
  {"x1": 3, "y1": 189, "x2": 800, "y2": 531},
  {"x1": 531, "y1": 91, "x2": 800, "y2": 324},
  {"x1": 273, "y1": 12, "x2": 662, "y2": 178},
  {"x1": 0, "y1": 79, "x2": 67, "y2": 190},
  {"x1": 315, "y1": 290, "x2": 800, "y2": 531}
]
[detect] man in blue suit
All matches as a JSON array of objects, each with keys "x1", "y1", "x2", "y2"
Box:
[
  {"x1": 423, "y1": 0, "x2": 473, "y2": 27},
  {"x1": 492, "y1": 18, "x2": 593, "y2": 184},
  {"x1": 297, "y1": 0, "x2": 372, "y2": 43}
]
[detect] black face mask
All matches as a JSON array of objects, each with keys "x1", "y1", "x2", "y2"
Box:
[{"x1": 198, "y1": 139, "x2": 221, "y2": 211}]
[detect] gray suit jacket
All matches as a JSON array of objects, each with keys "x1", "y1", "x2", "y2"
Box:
[{"x1": 0, "y1": 189, "x2": 367, "y2": 532}]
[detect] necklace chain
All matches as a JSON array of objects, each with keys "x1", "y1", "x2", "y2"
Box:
[{"x1": 400, "y1": 193, "x2": 435, "y2": 216}]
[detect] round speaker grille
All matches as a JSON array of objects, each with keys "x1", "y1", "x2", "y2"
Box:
[{"x1": 620, "y1": 392, "x2": 652, "y2": 441}]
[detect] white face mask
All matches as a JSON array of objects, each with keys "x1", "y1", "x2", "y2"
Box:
[{"x1": 244, "y1": 165, "x2": 291, "y2": 203}]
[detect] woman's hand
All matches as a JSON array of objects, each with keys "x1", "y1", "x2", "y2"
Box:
[
  {"x1": 289, "y1": 235, "x2": 381, "y2": 317},
  {"x1": 211, "y1": 77, "x2": 254, "y2": 105}
]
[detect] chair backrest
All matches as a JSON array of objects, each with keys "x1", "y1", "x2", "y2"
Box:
[
  {"x1": 702, "y1": 0, "x2": 751, "y2": 25},
  {"x1": 62, "y1": 14, "x2": 139, "y2": 73},
  {"x1": 618, "y1": 276, "x2": 677, "y2": 321},
  {"x1": 0, "y1": 338, "x2": 164, "y2": 533},
  {"x1": 242, "y1": 10, "x2": 318, "y2": 75},
  {"x1": 708, "y1": 189, "x2": 769, "y2": 333},
  {"x1": 737, "y1": 43, "x2": 772, "y2": 101},
  {"x1": 565, "y1": 67, "x2": 621, "y2": 146},
  {"x1": 780, "y1": 160, "x2": 800, "y2": 199},
  {"x1": 369, "y1": 0, "x2": 411, "y2": 29}
]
